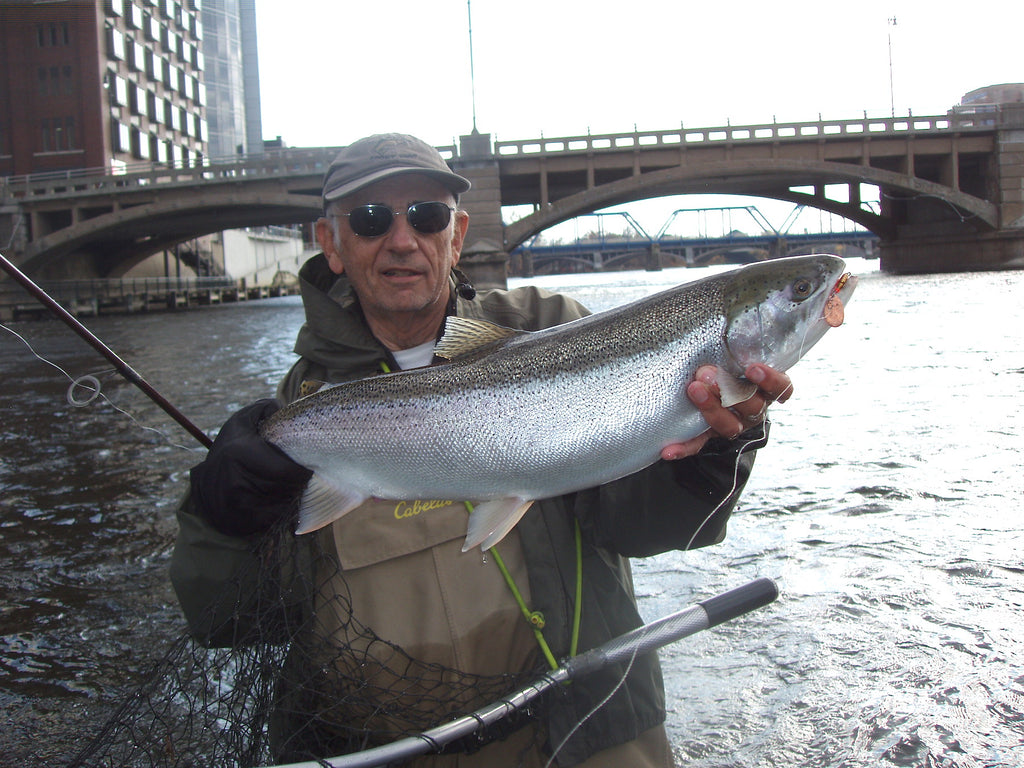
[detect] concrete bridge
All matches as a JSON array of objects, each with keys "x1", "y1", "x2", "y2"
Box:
[{"x1": 2, "y1": 107, "x2": 1024, "y2": 289}]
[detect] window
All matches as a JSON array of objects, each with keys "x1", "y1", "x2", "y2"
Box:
[
  {"x1": 131, "y1": 126, "x2": 149, "y2": 159},
  {"x1": 154, "y1": 135, "x2": 167, "y2": 163},
  {"x1": 128, "y1": 3, "x2": 143, "y2": 29},
  {"x1": 109, "y1": 74, "x2": 128, "y2": 106},
  {"x1": 35, "y1": 22, "x2": 70, "y2": 47},
  {"x1": 39, "y1": 117, "x2": 76, "y2": 154},
  {"x1": 164, "y1": 100, "x2": 179, "y2": 131},
  {"x1": 112, "y1": 120, "x2": 131, "y2": 152},
  {"x1": 37, "y1": 68, "x2": 48, "y2": 97},
  {"x1": 108, "y1": 0, "x2": 124, "y2": 16},
  {"x1": 129, "y1": 84, "x2": 144, "y2": 115},
  {"x1": 128, "y1": 40, "x2": 144, "y2": 71},
  {"x1": 62, "y1": 66, "x2": 73, "y2": 95},
  {"x1": 107, "y1": 27, "x2": 125, "y2": 61}
]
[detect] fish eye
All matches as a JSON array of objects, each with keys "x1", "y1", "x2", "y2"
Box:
[{"x1": 792, "y1": 278, "x2": 813, "y2": 300}]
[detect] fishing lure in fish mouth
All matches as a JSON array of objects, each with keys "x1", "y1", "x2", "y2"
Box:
[{"x1": 823, "y1": 272, "x2": 853, "y2": 328}]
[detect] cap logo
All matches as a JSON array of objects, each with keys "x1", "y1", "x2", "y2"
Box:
[{"x1": 371, "y1": 135, "x2": 429, "y2": 162}]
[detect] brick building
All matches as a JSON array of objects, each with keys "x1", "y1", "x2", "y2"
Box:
[{"x1": 0, "y1": 0, "x2": 207, "y2": 178}]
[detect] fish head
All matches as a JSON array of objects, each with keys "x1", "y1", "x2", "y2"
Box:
[{"x1": 723, "y1": 254, "x2": 857, "y2": 374}]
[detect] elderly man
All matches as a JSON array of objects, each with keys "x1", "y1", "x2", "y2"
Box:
[{"x1": 171, "y1": 133, "x2": 791, "y2": 767}]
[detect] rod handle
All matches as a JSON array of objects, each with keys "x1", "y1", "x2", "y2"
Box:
[{"x1": 700, "y1": 576, "x2": 779, "y2": 628}]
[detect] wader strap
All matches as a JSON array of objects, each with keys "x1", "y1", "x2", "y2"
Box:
[{"x1": 465, "y1": 502, "x2": 583, "y2": 671}]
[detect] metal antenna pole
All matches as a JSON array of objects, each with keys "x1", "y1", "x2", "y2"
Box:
[
  {"x1": 888, "y1": 16, "x2": 897, "y2": 118},
  {"x1": 467, "y1": 0, "x2": 478, "y2": 133}
]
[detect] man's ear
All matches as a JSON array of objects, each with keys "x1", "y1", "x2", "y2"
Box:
[
  {"x1": 449, "y1": 210, "x2": 470, "y2": 267},
  {"x1": 316, "y1": 217, "x2": 345, "y2": 274}
]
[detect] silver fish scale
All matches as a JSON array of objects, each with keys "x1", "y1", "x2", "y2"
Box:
[
  {"x1": 262, "y1": 276, "x2": 732, "y2": 503},
  {"x1": 256, "y1": 255, "x2": 854, "y2": 542}
]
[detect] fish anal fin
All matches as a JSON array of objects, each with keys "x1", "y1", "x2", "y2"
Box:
[
  {"x1": 295, "y1": 473, "x2": 367, "y2": 534},
  {"x1": 435, "y1": 317, "x2": 527, "y2": 360},
  {"x1": 716, "y1": 370, "x2": 759, "y2": 408},
  {"x1": 463, "y1": 497, "x2": 535, "y2": 552}
]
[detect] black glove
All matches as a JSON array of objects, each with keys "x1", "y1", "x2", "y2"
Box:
[{"x1": 190, "y1": 399, "x2": 312, "y2": 537}]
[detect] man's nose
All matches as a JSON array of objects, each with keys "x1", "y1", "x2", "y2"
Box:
[{"x1": 383, "y1": 211, "x2": 419, "y2": 249}]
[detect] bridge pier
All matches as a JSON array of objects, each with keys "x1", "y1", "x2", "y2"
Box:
[
  {"x1": 880, "y1": 229, "x2": 1024, "y2": 273},
  {"x1": 454, "y1": 133, "x2": 509, "y2": 289},
  {"x1": 645, "y1": 242, "x2": 662, "y2": 271}
]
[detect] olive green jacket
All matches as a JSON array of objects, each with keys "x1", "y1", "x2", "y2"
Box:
[{"x1": 171, "y1": 254, "x2": 765, "y2": 766}]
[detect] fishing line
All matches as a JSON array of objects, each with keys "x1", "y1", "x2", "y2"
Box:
[
  {"x1": 683, "y1": 424, "x2": 772, "y2": 552},
  {"x1": 543, "y1": 642, "x2": 642, "y2": 768},
  {"x1": 1, "y1": 321, "x2": 200, "y2": 453},
  {"x1": 0, "y1": 251, "x2": 212, "y2": 447},
  {"x1": 551, "y1": 400, "x2": 776, "y2": 761}
]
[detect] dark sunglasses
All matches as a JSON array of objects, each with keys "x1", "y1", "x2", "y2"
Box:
[{"x1": 338, "y1": 201, "x2": 455, "y2": 238}]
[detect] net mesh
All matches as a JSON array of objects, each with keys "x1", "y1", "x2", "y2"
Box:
[{"x1": 65, "y1": 518, "x2": 544, "y2": 768}]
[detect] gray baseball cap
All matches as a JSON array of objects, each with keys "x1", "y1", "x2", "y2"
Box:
[{"x1": 322, "y1": 133, "x2": 471, "y2": 204}]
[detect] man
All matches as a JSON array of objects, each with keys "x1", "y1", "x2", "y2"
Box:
[{"x1": 171, "y1": 133, "x2": 792, "y2": 767}]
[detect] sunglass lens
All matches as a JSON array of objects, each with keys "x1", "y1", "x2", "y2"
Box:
[
  {"x1": 349, "y1": 205, "x2": 393, "y2": 237},
  {"x1": 407, "y1": 202, "x2": 452, "y2": 234}
]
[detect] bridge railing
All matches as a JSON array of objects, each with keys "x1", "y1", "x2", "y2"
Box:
[
  {"x1": 491, "y1": 110, "x2": 1017, "y2": 157},
  {"x1": 3, "y1": 108, "x2": 1021, "y2": 200},
  {"x1": 0, "y1": 146, "x2": 345, "y2": 200}
]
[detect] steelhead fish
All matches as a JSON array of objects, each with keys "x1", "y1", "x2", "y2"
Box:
[{"x1": 260, "y1": 254, "x2": 857, "y2": 551}]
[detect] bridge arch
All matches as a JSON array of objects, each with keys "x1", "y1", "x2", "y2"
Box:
[
  {"x1": 502, "y1": 159, "x2": 998, "y2": 251},
  {"x1": 21, "y1": 189, "x2": 320, "y2": 276}
]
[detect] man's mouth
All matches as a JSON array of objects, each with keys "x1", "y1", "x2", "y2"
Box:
[{"x1": 381, "y1": 267, "x2": 422, "y2": 279}]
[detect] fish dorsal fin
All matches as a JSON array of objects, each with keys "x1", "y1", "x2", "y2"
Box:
[
  {"x1": 435, "y1": 316, "x2": 526, "y2": 360},
  {"x1": 717, "y1": 370, "x2": 759, "y2": 408}
]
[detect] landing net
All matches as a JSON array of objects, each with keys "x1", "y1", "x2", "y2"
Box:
[{"x1": 65, "y1": 518, "x2": 540, "y2": 767}]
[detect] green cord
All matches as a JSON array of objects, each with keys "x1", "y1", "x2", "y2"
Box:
[
  {"x1": 463, "y1": 502, "x2": 583, "y2": 671},
  {"x1": 571, "y1": 519, "x2": 583, "y2": 658},
  {"x1": 489, "y1": 545, "x2": 560, "y2": 671}
]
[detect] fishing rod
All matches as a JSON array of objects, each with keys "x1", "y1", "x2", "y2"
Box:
[
  {"x1": 0, "y1": 251, "x2": 213, "y2": 448},
  {"x1": 264, "y1": 577, "x2": 779, "y2": 768}
]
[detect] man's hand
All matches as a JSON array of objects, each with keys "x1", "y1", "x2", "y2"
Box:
[
  {"x1": 190, "y1": 399, "x2": 313, "y2": 536},
  {"x1": 661, "y1": 364, "x2": 793, "y2": 461}
]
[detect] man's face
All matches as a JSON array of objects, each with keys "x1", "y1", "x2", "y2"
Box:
[{"x1": 317, "y1": 175, "x2": 469, "y2": 319}]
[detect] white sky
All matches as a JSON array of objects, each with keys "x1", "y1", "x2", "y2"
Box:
[{"x1": 253, "y1": 0, "x2": 1023, "y2": 237}]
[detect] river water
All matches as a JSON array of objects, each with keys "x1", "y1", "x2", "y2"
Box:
[{"x1": 1, "y1": 258, "x2": 1022, "y2": 766}]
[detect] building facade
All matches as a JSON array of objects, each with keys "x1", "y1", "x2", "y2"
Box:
[
  {"x1": 200, "y1": 0, "x2": 262, "y2": 159},
  {"x1": 0, "y1": 0, "x2": 207, "y2": 177}
]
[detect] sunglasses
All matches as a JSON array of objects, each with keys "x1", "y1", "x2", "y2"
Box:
[{"x1": 337, "y1": 202, "x2": 455, "y2": 238}]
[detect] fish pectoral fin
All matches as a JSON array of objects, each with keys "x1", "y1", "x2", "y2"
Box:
[
  {"x1": 462, "y1": 497, "x2": 535, "y2": 552},
  {"x1": 295, "y1": 473, "x2": 368, "y2": 535},
  {"x1": 716, "y1": 370, "x2": 759, "y2": 408},
  {"x1": 435, "y1": 316, "x2": 527, "y2": 360}
]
